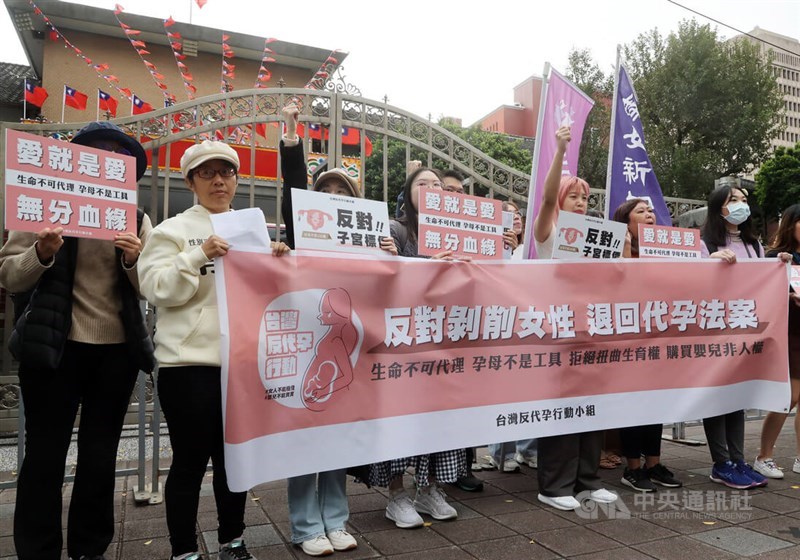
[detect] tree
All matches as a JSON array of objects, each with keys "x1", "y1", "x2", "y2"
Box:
[
  {"x1": 624, "y1": 20, "x2": 785, "y2": 200},
  {"x1": 363, "y1": 122, "x2": 533, "y2": 214},
  {"x1": 565, "y1": 48, "x2": 614, "y2": 190},
  {"x1": 754, "y1": 143, "x2": 800, "y2": 221}
]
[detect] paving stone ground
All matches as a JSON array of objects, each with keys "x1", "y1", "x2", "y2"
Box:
[{"x1": 2, "y1": 421, "x2": 800, "y2": 559}]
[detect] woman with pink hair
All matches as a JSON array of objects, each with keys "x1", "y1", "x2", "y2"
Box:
[{"x1": 532, "y1": 126, "x2": 619, "y2": 512}]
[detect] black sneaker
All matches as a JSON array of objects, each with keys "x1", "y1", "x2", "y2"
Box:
[
  {"x1": 451, "y1": 475, "x2": 484, "y2": 492},
  {"x1": 647, "y1": 463, "x2": 683, "y2": 488},
  {"x1": 621, "y1": 467, "x2": 656, "y2": 492}
]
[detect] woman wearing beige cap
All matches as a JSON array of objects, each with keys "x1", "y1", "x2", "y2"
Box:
[{"x1": 138, "y1": 140, "x2": 289, "y2": 560}]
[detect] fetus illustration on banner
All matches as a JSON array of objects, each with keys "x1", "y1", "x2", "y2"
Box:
[
  {"x1": 258, "y1": 288, "x2": 363, "y2": 412},
  {"x1": 298, "y1": 208, "x2": 334, "y2": 232}
]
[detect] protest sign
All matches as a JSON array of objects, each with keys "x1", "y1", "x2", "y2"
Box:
[
  {"x1": 638, "y1": 224, "x2": 702, "y2": 259},
  {"x1": 291, "y1": 188, "x2": 390, "y2": 255},
  {"x1": 551, "y1": 212, "x2": 627, "y2": 260},
  {"x1": 213, "y1": 243, "x2": 789, "y2": 490},
  {"x1": 4, "y1": 129, "x2": 138, "y2": 240},
  {"x1": 417, "y1": 187, "x2": 504, "y2": 260}
]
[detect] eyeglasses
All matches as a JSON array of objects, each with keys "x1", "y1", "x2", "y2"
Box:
[
  {"x1": 91, "y1": 142, "x2": 132, "y2": 156},
  {"x1": 193, "y1": 167, "x2": 237, "y2": 179}
]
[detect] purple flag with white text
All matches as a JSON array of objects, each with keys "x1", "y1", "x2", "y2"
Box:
[
  {"x1": 524, "y1": 67, "x2": 595, "y2": 258},
  {"x1": 606, "y1": 63, "x2": 670, "y2": 225}
]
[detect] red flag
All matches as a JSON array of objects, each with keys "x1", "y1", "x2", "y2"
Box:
[
  {"x1": 119, "y1": 88, "x2": 132, "y2": 98},
  {"x1": 114, "y1": 4, "x2": 124, "y2": 14},
  {"x1": 131, "y1": 40, "x2": 146, "y2": 48},
  {"x1": 195, "y1": 0, "x2": 208, "y2": 8},
  {"x1": 24, "y1": 82, "x2": 48, "y2": 107},
  {"x1": 98, "y1": 89, "x2": 118, "y2": 117},
  {"x1": 64, "y1": 85, "x2": 88, "y2": 110},
  {"x1": 132, "y1": 94, "x2": 154, "y2": 114},
  {"x1": 164, "y1": 16, "x2": 176, "y2": 27},
  {"x1": 222, "y1": 34, "x2": 230, "y2": 41}
]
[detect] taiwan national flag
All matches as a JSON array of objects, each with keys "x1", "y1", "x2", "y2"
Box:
[
  {"x1": 132, "y1": 94, "x2": 154, "y2": 115},
  {"x1": 98, "y1": 89, "x2": 118, "y2": 117},
  {"x1": 24, "y1": 81, "x2": 48, "y2": 107},
  {"x1": 64, "y1": 85, "x2": 88, "y2": 110}
]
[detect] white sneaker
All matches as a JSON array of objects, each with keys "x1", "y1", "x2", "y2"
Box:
[
  {"x1": 386, "y1": 491, "x2": 424, "y2": 529},
  {"x1": 326, "y1": 529, "x2": 357, "y2": 551},
  {"x1": 589, "y1": 488, "x2": 618, "y2": 503},
  {"x1": 482, "y1": 455, "x2": 520, "y2": 473},
  {"x1": 172, "y1": 554, "x2": 201, "y2": 560},
  {"x1": 794, "y1": 458, "x2": 800, "y2": 474},
  {"x1": 537, "y1": 493, "x2": 580, "y2": 510},
  {"x1": 300, "y1": 535, "x2": 334, "y2": 556},
  {"x1": 753, "y1": 457, "x2": 784, "y2": 479},
  {"x1": 413, "y1": 485, "x2": 458, "y2": 520},
  {"x1": 514, "y1": 451, "x2": 538, "y2": 469}
]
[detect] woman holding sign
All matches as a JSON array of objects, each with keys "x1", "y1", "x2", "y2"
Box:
[
  {"x1": 612, "y1": 199, "x2": 683, "y2": 492},
  {"x1": 699, "y1": 185, "x2": 769, "y2": 490},
  {"x1": 361, "y1": 167, "x2": 467, "y2": 529},
  {"x1": 279, "y1": 103, "x2": 398, "y2": 555},
  {"x1": 0, "y1": 121, "x2": 154, "y2": 560},
  {"x1": 139, "y1": 140, "x2": 289, "y2": 560},
  {"x1": 531, "y1": 126, "x2": 619, "y2": 511}
]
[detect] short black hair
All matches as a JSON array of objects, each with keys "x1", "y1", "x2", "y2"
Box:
[{"x1": 443, "y1": 169, "x2": 465, "y2": 184}]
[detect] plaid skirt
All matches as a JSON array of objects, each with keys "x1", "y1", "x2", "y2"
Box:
[{"x1": 367, "y1": 448, "x2": 467, "y2": 488}]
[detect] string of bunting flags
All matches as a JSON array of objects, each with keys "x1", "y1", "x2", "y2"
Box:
[
  {"x1": 254, "y1": 37, "x2": 277, "y2": 88},
  {"x1": 221, "y1": 33, "x2": 236, "y2": 93},
  {"x1": 164, "y1": 16, "x2": 197, "y2": 100},
  {"x1": 114, "y1": 4, "x2": 176, "y2": 106},
  {"x1": 27, "y1": 0, "x2": 134, "y2": 106}
]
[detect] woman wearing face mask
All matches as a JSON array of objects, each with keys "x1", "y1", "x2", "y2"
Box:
[{"x1": 699, "y1": 185, "x2": 769, "y2": 490}]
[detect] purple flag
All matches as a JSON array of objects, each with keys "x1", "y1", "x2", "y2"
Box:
[
  {"x1": 524, "y1": 67, "x2": 595, "y2": 258},
  {"x1": 605, "y1": 63, "x2": 670, "y2": 225}
]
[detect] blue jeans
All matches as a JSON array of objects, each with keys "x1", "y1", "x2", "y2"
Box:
[
  {"x1": 287, "y1": 470, "x2": 349, "y2": 543},
  {"x1": 488, "y1": 439, "x2": 538, "y2": 461}
]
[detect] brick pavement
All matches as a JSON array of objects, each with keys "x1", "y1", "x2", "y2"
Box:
[{"x1": 2, "y1": 421, "x2": 800, "y2": 559}]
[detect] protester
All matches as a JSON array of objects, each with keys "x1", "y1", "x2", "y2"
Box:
[
  {"x1": 699, "y1": 185, "x2": 768, "y2": 490},
  {"x1": 370, "y1": 167, "x2": 466, "y2": 528},
  {"x1": 612, "y1": 199, "x2": 683, "y2": 492},
  {"x1": 138, "y1": 140, "x2": 289, "y2": 560},
  {"x1": 0, "y1": 121, "x2": 154, "y2": 560},
  {"x1": 280, "y1": 103, "x2": 395, "y2": 556},
  {"x1": 753, "y1": 204, "x2": 800, "y2": 479},
  {"x1": 531, "y1": 126, "x2": 618, "y2": 511},
  {"x1": 442, "y1": 169, "x2": 466, "y2": 194},
  {"x1": 481, "y1": 201, "x2": 538, "y2": 472}
]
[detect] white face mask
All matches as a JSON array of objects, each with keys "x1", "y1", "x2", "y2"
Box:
[{"x1": 724, "y1": 201, "x2": 751, "y2": 225}]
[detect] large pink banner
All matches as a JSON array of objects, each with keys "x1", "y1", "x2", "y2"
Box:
[
  {"x1": 525, "y1": 68, "x2": 595, "y2": 258},
  {"x1": 4, "y1": 129, "x2": 138, "y2": 240},
  {"x1": 217, "y1": 251, "x2": 789, "y2": 490}
]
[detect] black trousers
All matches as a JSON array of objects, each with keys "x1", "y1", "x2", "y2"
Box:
[
  {"x1": 620, "y1": 424, "x2": 664, "y2": 459},
  {"x1": 158, "y1": 366, "x2": 246, "y2": 556},
  {"x1": 702, "y1": 411, "x2": 745, "y2": 464},
  {"x1": 537, "y1": 431, "x2": 603, "y2": 497},
  {"x1": 14, "y1": 341, "x2": 139, "y2": 560}
]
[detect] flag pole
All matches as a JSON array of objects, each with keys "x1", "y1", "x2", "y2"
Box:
[
  {"x1": 96, "y1": 89, "x2": 100, "y2": 121},
  {"x1": 131, "y1": 95, "x2": 135, "y2": 117},
  {"x1": 61, "y1": 85, "x2": 66, "y2": 123},
  {"x1": 522, "y1": 61, "x2": 551, "y2": 259},
  {"x1": 604, "y1": 45, "x2": 622, "y2": 220},
  {"x1": 23, "y1": 79, "x2": 28, "y2": 120}
]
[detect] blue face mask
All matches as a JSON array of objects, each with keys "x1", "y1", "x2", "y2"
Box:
[{"x1": 724, "y1": 201, "x2": 750, "y2": 225}]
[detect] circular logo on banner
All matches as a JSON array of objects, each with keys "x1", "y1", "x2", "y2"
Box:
[{"x1": 258, "y1": 288, "x2": 364, "y2": 412}]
